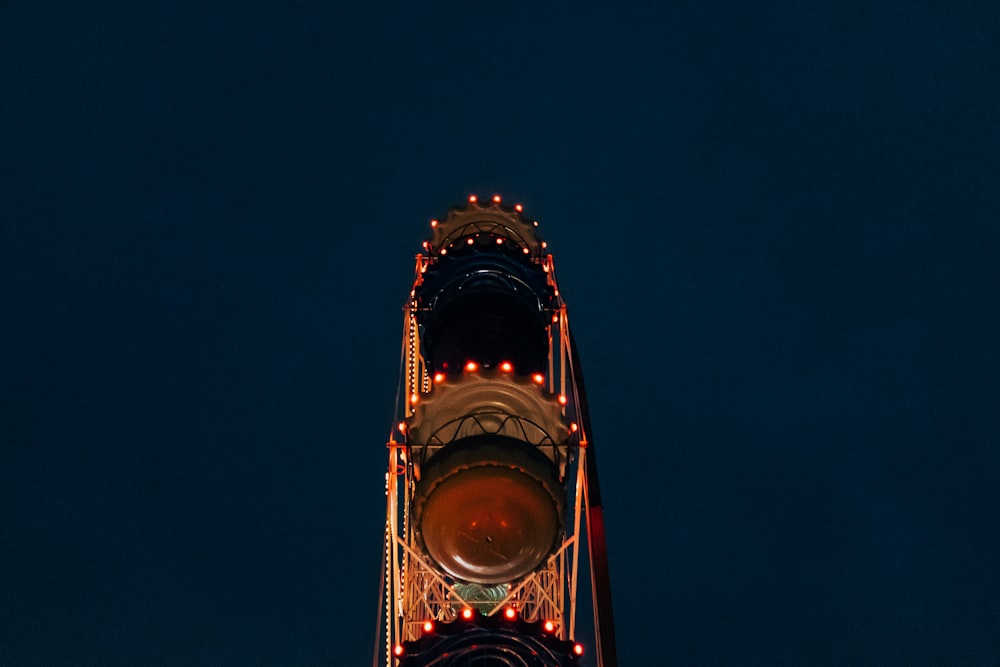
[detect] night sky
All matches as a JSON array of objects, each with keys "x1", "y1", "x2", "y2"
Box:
[{"x1": 3, "y1": 2, "x2": 999, "y2": 665}]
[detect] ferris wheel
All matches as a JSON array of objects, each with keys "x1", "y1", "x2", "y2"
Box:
[{"x1": 376, "y1": 196, "x2": 617, "y2": 667}]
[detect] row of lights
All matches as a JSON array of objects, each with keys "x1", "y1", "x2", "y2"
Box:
[
  {"x1": 426, "y1": 235, "x2": 530, "y2": 248},
  {"x1": 428, "y1": 363, "x2": 567, "y2": 402},
  {"x1": 398, "y1": 364, "x2": 575, "y2": 434},
  {"x1": 436, "y1": 239, "x2": 533, "y2": 256},
  {"x1": 424, "y1": 362, "x2": 544, "y2": 382},
  {"x1": 393, "y1": 609, "x2": 583, "y2": 658},
  {"x1": 466, "y1": 194, "x2": 524, "y2": 212},
  {"x1": 426, "y1": 194, "x2": 539, "y2": 239}
]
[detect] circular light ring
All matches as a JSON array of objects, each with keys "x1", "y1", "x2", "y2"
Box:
[{"x1": 425, "y1": 204, "x2": 546, "y2": 258}]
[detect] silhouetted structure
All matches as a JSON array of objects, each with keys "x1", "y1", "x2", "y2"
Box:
[{"x1": 375, "y1": 196, "x2": 617, "y2": 667}]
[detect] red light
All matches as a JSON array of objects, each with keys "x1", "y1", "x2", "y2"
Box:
[
  {"x1": 467, "y1": 237, "x2": 475, "y2": 245},
  {"x1": 515, "y1": 204, "x2": 523, "y2": 212},
  {"x1": 440, "y1": 248, "x2": 447, "y2": 255},
  {"x1": 504, "y1": 607, "x2": 517, "y2": 620},
  {"x1": 496, "y1": 237, "x2": 504, "y2": 245},
  {"x1": 570, "y1": 422, "x2": 579, "y2": 432},
  {"x1": 543, "y1": 620, "x2": 556, "y2": 633},
  {"x1": 422, "y1": 241, "x2": 429, "y2": 249},
  {"x1": 522, "y1": 247, "x2": 530, "y2": 255},
  {"x1": 430, "y1": 219, "x2": 438, "y2": 227},
  {"x1": 393, "y1": 644, "x2": 404, "y2": 657},
  {"x1": 500, "y1": 361, "x2": 513, "y2": 372},
  {"x1": 557, "y1": 394, "x2": 567, "y2": 406},
  {"x1": 573, "y1": 643, "x2": 584, "y2": 656},
  {"x1": 541, "y1": 241, "x2": 547, "y2": 249},
  {"x1": 422, "y1": 620, "x2": 434, "y2": 633},
  {"x1": 465, "y1": 361, "x2": 479, "y2": 373},
  {"x1": 433, "y1": 372, "x2": 445, "y2": 383},
  {"x1": 461, "y1": 608, "x2": 474, "y2": 620},
  {"x1": 492, "y1": 194, "x2": 502, "y2": 203},
  {"x1": 531, "y1": 373, "x2": 545, "y2": 385},
  {"x1": 551, "y1": 314, "x2": 559, "y2": 323},
  {"x1": 468, "y1": 194, "x2": 478, "y2": 203},
  {"x1": 397, "y1": 422, "x2": 407, "y2": 433}
]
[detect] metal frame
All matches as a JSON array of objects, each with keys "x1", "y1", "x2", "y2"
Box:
[{"x1": 376, "y1": 252, "x2": 616, "y2": 667}]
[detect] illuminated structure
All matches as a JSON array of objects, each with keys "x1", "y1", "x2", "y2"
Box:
[{"x1": 376, "y1": 196, "x2": 616, "y2": 666}]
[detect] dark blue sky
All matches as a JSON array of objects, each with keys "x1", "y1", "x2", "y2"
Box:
[{"x1": 3, "y1": 2, "x2": 998, "y2": 665}]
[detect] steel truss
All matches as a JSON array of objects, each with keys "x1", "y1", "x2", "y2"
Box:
[{"x1": 377, "y1": 227, "x2": 616, "y2": 667}]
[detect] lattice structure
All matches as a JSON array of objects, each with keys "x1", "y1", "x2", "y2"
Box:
[{"x1": 376, "y1": 196, "x2": 617, "y2": 667}]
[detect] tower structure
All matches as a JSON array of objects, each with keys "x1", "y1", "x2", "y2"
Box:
[{"x1": 376, "y1": 196, "x2": 616, "y2": 667}]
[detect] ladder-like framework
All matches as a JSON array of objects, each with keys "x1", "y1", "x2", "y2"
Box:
[{"x1": 375, "y1": 197, "x2": 617, "y2": 667}]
